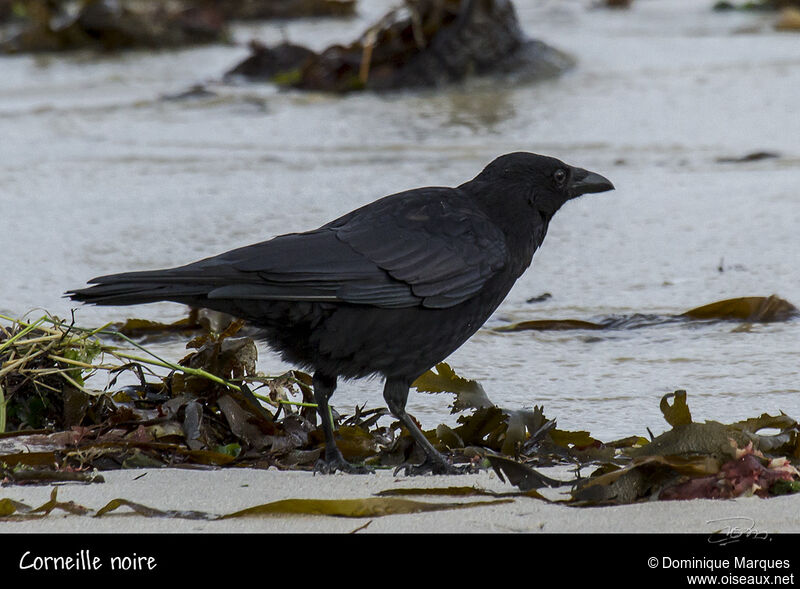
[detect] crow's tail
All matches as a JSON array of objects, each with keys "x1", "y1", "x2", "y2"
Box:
[{"x1": 66, "y1": 269, "x2": 212, "y2": 307}]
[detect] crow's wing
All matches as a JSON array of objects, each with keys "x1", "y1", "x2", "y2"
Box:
[
  {"x1": 78, "y1": 188, "x2": 508, "y2": 310},
  {"x1": 209, "y1": 187, "x2": 507, "y2": 309},
  {"x1": 328, "y1": 187, "x2": 508, "y2": 308}
]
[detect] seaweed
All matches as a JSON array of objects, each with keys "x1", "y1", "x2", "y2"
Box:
[
  {"x1": 1, "y1": 296, "x2": 798, "y2": 510},
  {"x1": 495, "y1": 295, "x2": 799, "y2": 333}
]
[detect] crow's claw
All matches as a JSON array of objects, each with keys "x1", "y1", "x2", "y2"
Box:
[
  {"x1": 393, "y1": 456, "x2": 475, "y2": 476},
  {"x1": 313, "y1": 456, "x2": 373, "y2": 475}
]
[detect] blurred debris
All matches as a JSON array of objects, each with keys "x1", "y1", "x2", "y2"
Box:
[
  {"x1": 208, "y1": 0, "x2": 356, "y2": 20},
  {"x1": 717, "y1": 257, "x2": 747, "y2": 273},
  {"x1": 0, "y1": 0, "x2": 227, "y2": 53},
  {"x1": 0, "y1": 0, "x2": 15, "y2": 23},
  {"x1": 525, "y1": 292, "x2": 552, "y2": 304},
  {"x1": 775, "y1": 5, "x2": 800, "y2": 28},
  {"x1": 226, "y1": 39, "x2": 317, "y2": 81},
  {"x1": 714, "y1": 0, "x2": 800, "y2": 10},
  {"x1": 0, "y1": 0, "x2": 357, "y2": 53},
  {"x1": 715, "y1": 151, "x2": 781, "y2": 163},
  {"x1": 225, "y1": 0, "x2": 575, "y2": 92},
  {"x1": 161, "y1": 84, "x2": 219, "y2": 102}
]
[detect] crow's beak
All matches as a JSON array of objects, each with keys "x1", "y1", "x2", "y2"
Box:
[{"x1": 568, "y1": 167, "x2": 614, "y2": 199}]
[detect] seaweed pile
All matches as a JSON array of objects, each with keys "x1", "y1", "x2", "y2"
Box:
[
  {"x1": 226, "y1": 0, "x2": 575, "y2": 91},
  {"x1": 1, "y1": 295, "x2": 798, "y2": 509}
]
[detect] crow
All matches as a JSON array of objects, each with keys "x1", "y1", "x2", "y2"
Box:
[{"x1": 68, "y1": 152, "x2": 614, "y2": 474}]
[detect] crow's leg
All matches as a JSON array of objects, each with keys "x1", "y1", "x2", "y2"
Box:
[
  {"x1": 312, "y1": 372, "x2": 371, "y2": 474},
  {"x1": 383, "y1": 378, "x2": 468, "y2": 475}
]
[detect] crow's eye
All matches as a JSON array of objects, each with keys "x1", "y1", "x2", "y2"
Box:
[{"x1": 554, "y1": 169, "x2": 567, "y2": 185}]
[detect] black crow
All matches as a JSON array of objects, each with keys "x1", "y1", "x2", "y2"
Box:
[{"x1": 68, "y1": 152, "x2": 614, "y2": 474}]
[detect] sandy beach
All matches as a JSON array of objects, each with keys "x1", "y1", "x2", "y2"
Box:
[
  {"x1": 1, "y1": 466, "x2": 798, "y2": 534},
  {"x1": 1, "y1": 3, "x2": 798, "y2": 581}
]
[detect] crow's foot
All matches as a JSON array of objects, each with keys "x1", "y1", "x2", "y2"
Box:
[
  {"x1": 313, "y1": 455, "x2": 373, "y2": 475},
  {"x1": 393, "y1": 455, "x2": 475, "y2": 476}
]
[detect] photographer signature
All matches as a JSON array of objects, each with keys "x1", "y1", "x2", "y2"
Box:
[{"x1": 706, "y1": 517, "x2": 769, "y2": 545}]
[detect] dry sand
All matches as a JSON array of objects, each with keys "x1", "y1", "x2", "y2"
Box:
[
  {"x1": 1, "y1": 466, "x2": 798, "y2": 534},
  {"x1": 3, "y1": 466, "x2": 798, "y2": 584}
]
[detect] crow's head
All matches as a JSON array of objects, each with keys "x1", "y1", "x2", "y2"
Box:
[{"x1": 466, "y1": 151, "x2": 614, "y2": 223}]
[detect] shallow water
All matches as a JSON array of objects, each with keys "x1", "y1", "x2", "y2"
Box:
[{"x1": 1, "y1": 0, "x2": 798, "y2": 439}]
